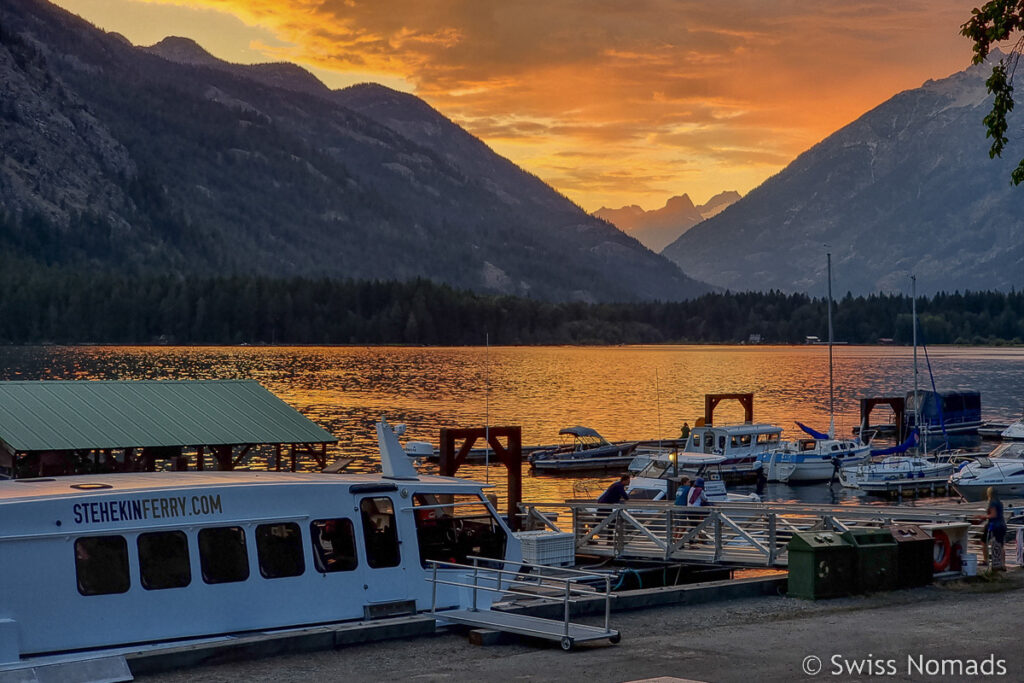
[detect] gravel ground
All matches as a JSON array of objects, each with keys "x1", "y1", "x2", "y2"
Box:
[{"x1": 142, "y1": 572, "x2": 1024, "y2": 682}]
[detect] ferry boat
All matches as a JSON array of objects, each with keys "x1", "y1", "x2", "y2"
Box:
[
  {"x1": 678, "y1": 423, "x2": 783, "y2": 478},
  {"x1": 0, "y1": 421, "x2": 522, "y2": 667}
]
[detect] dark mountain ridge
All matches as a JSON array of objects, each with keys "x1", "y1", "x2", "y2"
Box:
[
  {"x1": 1, "y1": 1, "x2": 707, "y2": 301},
  {"x1": 662, "y1": 57, "x2": 1024, "y2": 295}
]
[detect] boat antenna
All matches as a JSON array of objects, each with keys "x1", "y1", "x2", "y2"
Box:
[
  {"x1": 827, "y1": 251, "x2": 835, "y2": 439},
  {"x1": 485, "y1": 331, "x2": 490, "y2": 483}
]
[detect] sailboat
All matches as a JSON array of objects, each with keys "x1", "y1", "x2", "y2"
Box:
[
  {"x1": 840, "y1": 276, "x2": 957, "y2": 490},
  {"x1": 759, "y1": 253, "x2": 870, "y2": 483}
]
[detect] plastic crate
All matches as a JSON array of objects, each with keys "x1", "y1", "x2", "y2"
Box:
[{"x1": 513, "y1": 530, "x2": 575, "y2": 567}]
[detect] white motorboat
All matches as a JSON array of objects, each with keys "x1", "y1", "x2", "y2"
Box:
[
  {"x1": 675, "y1": 423, "x2": 783, "y2": 478},
  {"x1": 1001, "y1": 418, "x2": 1024, "y2": 440},
  {"x1": 839, "y1": 455, "x2": 955, "y2": 489},
  {"x1": 626, "y1": 453, "x2": 760, "y2": 503},
  {"x1": 950, "y1": 442, "x2": 1024, "y2": 501},
  {"x1": 0, "y1": 420, "x2": 523, "y2": 666},
  {"x1": 760, "y1": 437, "x2": 871, "y2": 483}
]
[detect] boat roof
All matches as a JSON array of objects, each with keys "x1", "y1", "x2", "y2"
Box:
[
  {"x1": 0, "y1": 471, "x2": 483, "y2": 504},
  {"x1": 695, "y1": 423, "x2": 781, "y2": 434},
  {"x1": 0, "y1": 380, "x2": 336, "y2": 453},
  {"x1": 559, "y1": 426, "x2": 603, "y2": 438},
  {"x1": 676, "y1": 454, "x2": 727, "y2": 465}
]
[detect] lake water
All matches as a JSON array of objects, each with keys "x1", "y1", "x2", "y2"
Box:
[{"x1": 2, "y1": 345, "x2": 1021, "y2": 505}]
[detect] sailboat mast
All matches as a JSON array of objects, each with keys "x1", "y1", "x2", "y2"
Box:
[
  {"x1": 911, "y1": 275, "x2": 920, "y2": 454},
  {"x1": 827, "y1": 252, "x2": 835, "y2": 439}
]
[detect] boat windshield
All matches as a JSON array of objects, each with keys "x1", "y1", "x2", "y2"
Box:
[
  {"x1": 990, "y1": 443, "x2": 1024, "y2": 460},
  {"x1": 637, "y1": 459, "x2": 672, "y2": 478}
]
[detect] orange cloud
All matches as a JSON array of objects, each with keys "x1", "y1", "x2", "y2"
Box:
[{"x1": 60, "y1": 0, "x2": 976, "y2": 210}]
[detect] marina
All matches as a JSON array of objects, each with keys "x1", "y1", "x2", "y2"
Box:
[{"x1": 0, "y1": 345, "x2": 1023, "y2": 679}]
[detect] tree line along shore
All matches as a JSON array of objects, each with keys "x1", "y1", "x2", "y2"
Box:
[{"x1": 0, "y1": 266, "x2": 1021, "y2": 346}]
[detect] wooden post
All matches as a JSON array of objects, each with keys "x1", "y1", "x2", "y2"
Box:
[
  {"x1": 213, "y1": 445, "x2": 234, "y2": 471},
  {"x1": 196, "y1": 446, "x2": 205, "y2": 471},
  {"x1": 275, "y1": 444, "x2": 282, "y2": 471},
  {"x1": 290, "y1": 444, "x2": 297, "y2": 472}
]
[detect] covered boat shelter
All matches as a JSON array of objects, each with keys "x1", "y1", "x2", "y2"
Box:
[{"x1": 0, "y1": 380, "x2": 338, "y2": 479}]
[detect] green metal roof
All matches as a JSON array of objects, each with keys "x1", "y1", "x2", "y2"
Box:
[{"x1": 0, "y1": 380, "x2": 337, "y2": 453}]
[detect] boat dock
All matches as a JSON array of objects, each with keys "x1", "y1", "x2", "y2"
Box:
[{"x1": 518, "y1": 500, "x2": 1017, "y2": 568}]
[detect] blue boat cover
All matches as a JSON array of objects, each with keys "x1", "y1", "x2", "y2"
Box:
[
  {"x1": 870, "y1": 429, "x2": 918, "y2": 456},
  {"x1": 796, "y1": 421, "x2": 830, "y2": 440}
]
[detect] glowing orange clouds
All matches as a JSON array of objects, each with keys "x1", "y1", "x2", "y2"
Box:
[{"x1": 54, "y1": 0, "x2": 975, "y2": 211}]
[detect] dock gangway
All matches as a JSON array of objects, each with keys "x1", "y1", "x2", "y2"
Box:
[
  {"x1": 518, "y1": 500, "x2": 1012, "y2": 568},
  {"x1": 426, "y1": 557, "x2": 620, "y2": 651}
]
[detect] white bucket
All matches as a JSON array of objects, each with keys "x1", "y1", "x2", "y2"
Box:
[{"x1": 963, "y1": 553, "x2": 978, "y2": 577}]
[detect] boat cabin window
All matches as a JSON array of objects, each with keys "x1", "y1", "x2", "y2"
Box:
[
  {"x1": 198, "y1": 526, "x2": 250, "y2": 584},
  {"x1": 256, "y1": 523, "x2": 305, "y2": 579},
  {"x1": 412, "y1": 494, "x2": 507, "y2": 568},
  {"x1": 75, "y1": 536, "x2": 130, "y2": 596},
  {"x1": 756, "y1": 433, "x2": 780, "y2": 445},
  {"x1": 310, "y1": 519, "x2": 358, "y2": 573},
  {"x1": 138, "y1": 531, "x2": 191, "y2": 590},
  {"x1": 718, "y1": 436, "x2": 726, "y2": 451},
  {"x1": 360, "y1": 497, "x2": 401, "y2": 568},
  {"x1": 691, "y1": 433, "x2": 701, "y2": 447}
]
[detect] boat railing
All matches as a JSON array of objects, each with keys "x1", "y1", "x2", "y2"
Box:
[{"x1": 425, "y1": 556, "x2": 615, "y2": 639}]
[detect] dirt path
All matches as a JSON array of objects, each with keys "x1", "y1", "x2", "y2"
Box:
[{"x1": 143, "y1": 573, "x2": 1023, "y2": 682}]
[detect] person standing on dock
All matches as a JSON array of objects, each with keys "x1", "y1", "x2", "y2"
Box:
[
  {"x1": 687, "y1": 477, "x2": 710, "y2": 506},
  {"x1": 982, "y1": 487, "x2": 1007, "y2": 571},
  {"x1": 680, "y1": 422, "x2": 691, "y2": 440},
  {"x1": 597, "y1": 473, "x2": 631, "y2": 504},
  {"x1": 674, "y1": 476, "x2": 692, "y2": 505}
]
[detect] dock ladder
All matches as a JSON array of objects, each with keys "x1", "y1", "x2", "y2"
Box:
[{"x1": 426, "y1": 557, "x2": 619, "y2": 651}]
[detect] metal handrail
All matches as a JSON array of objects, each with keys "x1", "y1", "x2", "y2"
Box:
[
  {"x1": 515, "y1": 499, "x2": 1005, "y2": 568},
  {"x1": 426, "y1": 558, "x2": 615, "y2": 636}
]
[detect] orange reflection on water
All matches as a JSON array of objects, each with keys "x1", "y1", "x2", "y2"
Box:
[{"x1": 2, "y1": 345, "x2": 1021, "y2": 505}]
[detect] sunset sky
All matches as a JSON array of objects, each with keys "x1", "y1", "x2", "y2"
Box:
[{"x1": 53, "y1": 0, "x2": 979, "y2": 212}]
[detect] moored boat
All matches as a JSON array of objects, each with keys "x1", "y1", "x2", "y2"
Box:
[
  {"x1": 759, "y1": 435, "x2": 871, "y2": 483},
  {"x1": 950, "y1": 442, "x2": 1024, "y2": 501},
  {"x1": 1001, "y1": 418, "x2": 1024, "y2": 441},
  {"x1": 675, "y1": 423, "x2": 783, "y2": 479},
  {"x1": 626, "y1": 453, "x2": 760, "y2": 503},
  {"x1": 528, "y1": 427, "x2": 638, "y2": 473},
  {"x1": 839, "y1": 455, "x2": 955, "y2": 490}
]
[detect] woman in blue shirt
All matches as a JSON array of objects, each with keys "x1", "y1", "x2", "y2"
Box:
[{"x1": 983, "y1": 487, "x2": 1007, "y2": 571}]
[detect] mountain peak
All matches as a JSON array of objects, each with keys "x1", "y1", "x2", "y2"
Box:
[
  {"x1": 144, "y1": 36, "x2": 223, "y2": 67},
  {"x1": 664, "y1": 194, "x2": 695, "y2": 210}
]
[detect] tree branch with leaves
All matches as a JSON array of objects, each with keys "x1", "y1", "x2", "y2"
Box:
[{"x1": 962, "y1": 1, "x2": 1024, "y2": 184}]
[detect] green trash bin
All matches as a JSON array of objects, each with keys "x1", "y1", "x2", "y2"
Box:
[
  {"x1": 890, "y1": 524, "x2": 934, "y2": 588},
  {"x1": 787, "y1": 531, "x2": 855, "y2": 600},
  {"x1": 842, "y1": 527, "x2": 898, "y2": 593}
]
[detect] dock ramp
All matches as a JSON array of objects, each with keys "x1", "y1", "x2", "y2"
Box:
[{"x1": 427, "y1": 558, "x2": 619, "y2": 651}]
